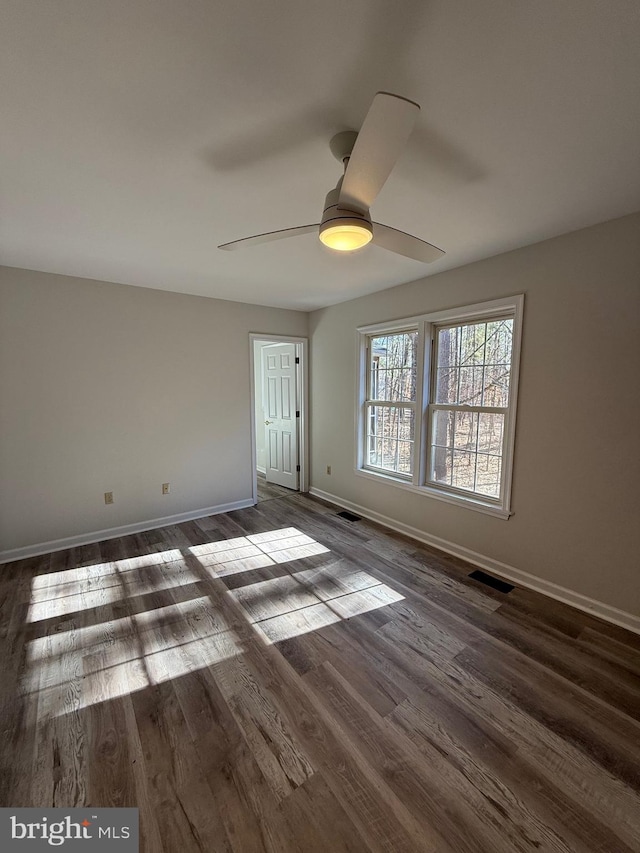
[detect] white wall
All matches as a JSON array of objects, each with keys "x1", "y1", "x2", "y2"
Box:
[
  {"x1": 0, "y1": 267, "x2": 307, "y2": 554},
  {"x1": 309, "y1": 213, "x2": 640, "y2": 619}
]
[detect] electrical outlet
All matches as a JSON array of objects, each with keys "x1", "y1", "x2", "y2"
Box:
[
  {"x1": 162, "y1": 483, "x2": 170, "y2": 495},
  {"x1": 104, "y1": 491, "x2": 114, "y2": 505},
  {"x1": 326, "y1": 465, "x2": 331, "y2": 475}
]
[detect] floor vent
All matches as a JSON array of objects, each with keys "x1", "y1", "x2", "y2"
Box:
[
  {"x1": 337, "y1": 510, "x2": 362, "y2": 522},
  {"x1": 468, "y1": 570, "x2": 514, "y2": 593}
]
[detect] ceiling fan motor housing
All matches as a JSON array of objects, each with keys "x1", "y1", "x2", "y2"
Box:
[{"x1": 319, "y1": 184, "x2": 373, "y2": 240}]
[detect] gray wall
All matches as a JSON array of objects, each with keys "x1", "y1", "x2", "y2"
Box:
[
  {"x1": 308, "y1": 213, "x2": 640, "y2": 617},
  {"x1": 0, "y1": 267, "x2": 307, "y2": 552},
  {"x1": 2, "y1": 215, "x2": 638, "y2": 621}
]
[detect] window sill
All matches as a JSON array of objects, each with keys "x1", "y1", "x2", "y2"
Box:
[{"x1": 355, "y1": 467, "x2": 512, "y2": 520}]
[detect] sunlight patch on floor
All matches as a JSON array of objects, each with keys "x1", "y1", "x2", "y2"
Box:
[
  {"x1": 190, "y1": 528, "x2": 330, "y2": 575},
  {"x1": 24, "y1": 595, "x2": 242, "y2": 719},
  {"x1": 23, "y1": 527, "x2": 401, "y2": 718},
  {"x1": 229, "y1": 560, "x2": 404, "y2": 643},
  {"x1": 27, "y1": 549, "x2": 198, "y2": 623}
]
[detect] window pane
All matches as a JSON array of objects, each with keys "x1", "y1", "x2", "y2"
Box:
[
  {"x1": 397, "y1": 441, "x2": 413, "y2": 474},
  {"x1": 477, "y1": 412, "x2": 504, "y2": 455},
  {"x1": 366, "y1": 405, "x2": 414, "y2": 475},
  {"x1": 454, "y1": 410, "x2": 478, "y2": 450},
  {"x1": 369, "y1": 331, "x2": 417, "y2": 402},
  {"x1": 380, "y1": 437, "x2": 396, "y2": 469},
  {"x1": 458, "y1": 366, "x2": 484, "y2": 406},
  {"x1": 430, "y1": 408, "x2": 505, "y2": 499},
  {"x1": 435, "y1": 328, "x2": 458, "y2": 402},
  {"x1": 431, "y1": 409, "x2": 452, "y2": 449},
  {"x1": 460, "y1": 322, "x2": 487, "y2": 365},
  {"x1": 485, "y1": 319, "x2": 513, "y2": 365},
  {"x1": 475, "y1": 453, "x2": 502, "y2": 497},
  {"x1": 435, "y1": 318, "x2": 513, "y2": 407},
  {"x1": 432, "y1": 409, "x2": 479, "y2": 451},
  {"x1": 436, "y1": 367, "x2": 458, "y2": 404},
  {"x1": 430, "y1": 446, "x2": 502, "y2": 498},
  {"x1": 452, "y1": 450, "x2": 476, "y2": 491},
  {"x1": 482, "y1": 364, "x2": 511, "y2": 407},
  {"x1": 431, "y1": 446, "x2": 452, "y2": 486}
]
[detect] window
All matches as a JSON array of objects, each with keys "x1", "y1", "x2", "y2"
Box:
[
  {"x1": 358, "y1": 296, "x2": 523, "y2": 518},
  {"x1": 429, "y1": 317, "x2": 513, "y2": 499},
  {"x1": 365, "y1": 330, "x2": 418, "y2": 477}
]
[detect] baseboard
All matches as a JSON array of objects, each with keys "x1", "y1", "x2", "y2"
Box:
[
  {"x1": 256, "y1": 465, "x2": 266, "y2": 475},
  {"x1": 309, "y1": 487, "x2": 640, "y2": 636},
  {"x1": 0, "y1": 498, "x2": 256, "y2": 564}
]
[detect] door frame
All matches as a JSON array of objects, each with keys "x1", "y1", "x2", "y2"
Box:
[{"x1": 249, "y1": 333, "x2": 309, "y2": 504}]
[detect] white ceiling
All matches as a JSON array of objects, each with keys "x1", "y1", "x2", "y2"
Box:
[{"x1": 2, "y1": 0, "x2": 639, "y2": 311}]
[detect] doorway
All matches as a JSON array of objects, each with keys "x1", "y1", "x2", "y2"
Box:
[{"x1": 250, "y1": 334, "x2": 308, "y2": 504}]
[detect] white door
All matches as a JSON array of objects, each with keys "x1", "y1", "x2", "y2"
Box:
[{"x1": 262, "y1": 343, "x2": 299, "y2": 489}]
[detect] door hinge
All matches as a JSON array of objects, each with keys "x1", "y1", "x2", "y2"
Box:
[
  {"x1": 296, "y1": 410, "x2": 300, "y2": 417},
  {"x1": 295, "y1": 356, "x2": 300, "y2": 364},
  {"x1": 296, "y1": 464, "x2": 300, "y2": 472}
]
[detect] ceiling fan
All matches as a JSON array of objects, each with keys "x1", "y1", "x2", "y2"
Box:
[{"x1": 218, "y1": 92, "x2": 445, "y2": 263}]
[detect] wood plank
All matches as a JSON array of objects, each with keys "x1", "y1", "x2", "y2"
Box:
[{"x1": 304, "y1": 660, "x2": 520, "y2": 852}]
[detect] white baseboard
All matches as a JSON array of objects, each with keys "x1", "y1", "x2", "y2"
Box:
[
  {"x1": 0, "y1": 498, "x2": 255, "y2": 564},
  {"x1": 309, "y1": 487, "x2": 640, "y2": 636}
]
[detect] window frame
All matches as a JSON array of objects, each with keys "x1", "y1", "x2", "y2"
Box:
[
  {"x1": 363, "y1": 327, "x2": 420, "y2": 481},
  {"x1": 356, "y1": 295, "x2": 524, "y2": 519}
]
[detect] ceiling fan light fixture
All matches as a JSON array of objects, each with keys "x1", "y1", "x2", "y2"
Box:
[{"x1": 319, "y1": 219, "x2": 373, "y2": 252}]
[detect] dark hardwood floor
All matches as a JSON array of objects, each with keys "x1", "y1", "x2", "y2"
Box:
[
  {"x1": 1, "y1": 492, "x2": 639, "y2": 852},
  {"x1": 256, "y1": 472, "x2": 297, "y2": 503}
]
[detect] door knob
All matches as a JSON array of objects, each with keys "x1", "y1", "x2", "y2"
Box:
[{"x1": 265, "y1": 419, "x2": 273, "y2": 425}]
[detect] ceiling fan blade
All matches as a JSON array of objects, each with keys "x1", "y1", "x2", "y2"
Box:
[
  {"x1": 339, "y1": 92, "x2": 420, "y2": 215},
  {"x1": 218, "y1": 224, "x2": 318, "y2": 251},
  {"x1": 372, "y1": 222, "x2": 445, "y2": 263}
]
